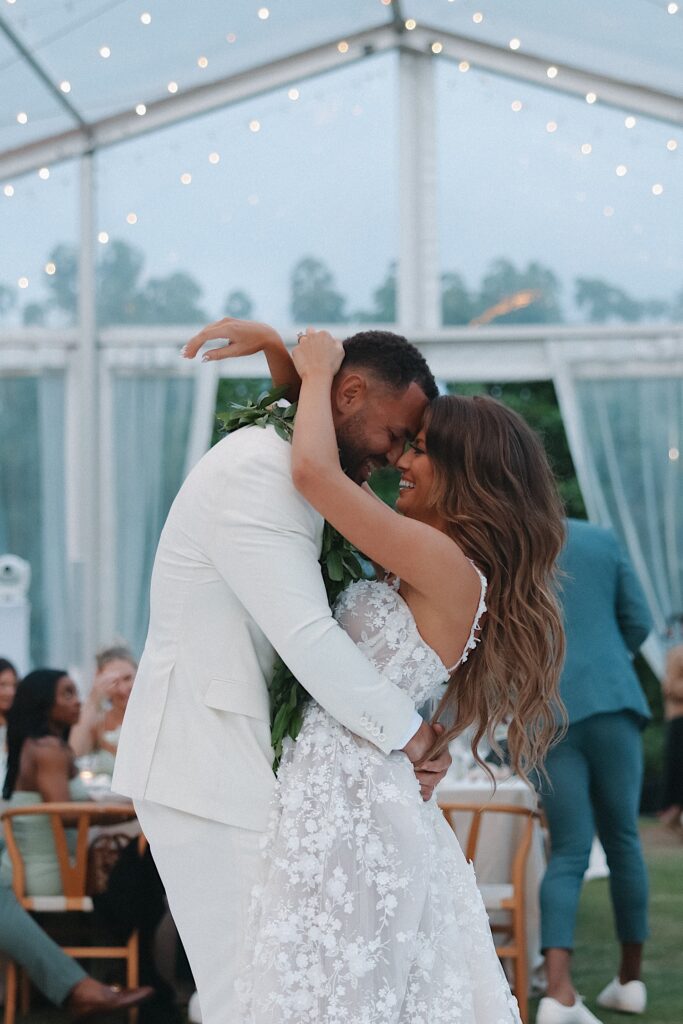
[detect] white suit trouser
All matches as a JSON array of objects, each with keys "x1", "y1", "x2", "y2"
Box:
[{"x1": 135, "y1": 798, "x2": 265, "y2": 1024}]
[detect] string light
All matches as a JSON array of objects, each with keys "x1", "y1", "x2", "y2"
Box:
[
  {"x1": 226, "y1": 33, "x2": 237, "y2": 42},
  {"x1": 458, "y1": 61, "x2": 470, "y2": 72},
  {"x1": 337, "y1": 41, "x2": 349, "y2": 53},
  {"x1": 247, "y1": 194, "x2": 259, "y2": 205},
  {"x1": 546, "y1": 121, "x2": 558, "y2": 133},
  {"x1": 135, "y1": 104, "x2": 147, "y2": 115},
  {"x1": 585, "y1": 92, "x2": 597, "y2": 104},
  {"x1": 60, "y1": 81, "x2": 71, "y2": 93},
  {"x1": 616, "y1": 164, "x2": 628, "y2": 176},
  {"x1": 18, "y1": 277, "x2": 29, "y2": 289},
  {"x1": 208, "y1": 152, "x2": 220, "y2": 164},
  {"x1": 472, "y1": 12, "x2": 484, "y2": 23},
  {"x1": 511, "y1": 100, "x2": 522, "y2": 112},
  {"x1": 288, "y1": 87, "x2": 300, "y2": 100},
  {"x1": 667, "y1": 2, "x2": 678, "y2": 12},
  {"x1": 652, "y1": 183, "x2": 664, "y2": 195},
  {"x1": 624, "y1": 116, "x2": 636, "y2": 128},
  {"x1": 257, "y1": 7, "x2": 269, "y2": 18},
  {"x1": 3, "y1": 185, "x2": 14, "y2": 197},
  {"x1": 44, "y1": 262, "x2": 56, "y2": 275},
  {"x1": 126, "y1": 212, "x2": 138, "y2": 224},
  {"x1": 249, "y1": 119, "x2": 261, "y2": 132},
  {"x1": 509, "y1": 38, "x2": 521, "y2": 50},
  {"x1": 167, "y1": 81, "x2": 178, "y2": 93},
  {"x1": 431, "y1": 41, "x2": 443, "y2": 53},
  {"x1": 667, "y1": 139, "x2": 678, "y2": 151},
  {"x1": 547, "y1": 66, "x2": 558, "y2": 79},
  {"x1": 98, "y1": 231, "x2": 109, "y2": 244},
  {"x1": 180, "y1": 172, "x2": 192, "y2": 184},
  {"x1": 17, "y1": 112, "x2": 28, "y2": 124},
  {"x1": 99, "y1": 46, "x2": 111, "y2": 58},
  {"x1": 140, "y1": 12, "x2": 151, "y2": 24},
  {"x1": 38, "y1": 167, "x2": 50, "y2": 179},
  {"x1": 603, "y1": 206, "x2": 615, "y2": 217},
  {"x1": 669, "y1": 447, "x2": 680, "y2": 461},
  {"x1": 197, "y1": 56, "x2": 208, "y2": 68},
  {"x1": 405, "y1": 18, "x2": 416, "y2": 29},
  {"x1": 580, "y1": 143, "x2": 592, "y2": 154}
]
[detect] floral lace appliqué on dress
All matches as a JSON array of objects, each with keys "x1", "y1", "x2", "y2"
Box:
[{"x1": 237, "y1": 578, "x2": 521, "y2": 1024}]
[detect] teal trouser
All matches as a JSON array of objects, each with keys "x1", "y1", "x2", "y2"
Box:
[
  {"x1": 537, "y1": 710, "x2": 649, "y2": 950},
  {"x1": 0, "y1": 881, "x2": 87, "y2": 1006}
]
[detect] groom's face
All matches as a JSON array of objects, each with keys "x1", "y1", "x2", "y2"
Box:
[{"x1": 333, "y1": 377, "x2": 429, "y2": 483}]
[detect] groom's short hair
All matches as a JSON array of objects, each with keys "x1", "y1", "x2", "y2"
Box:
[{"x1": 341, "y1": 330, "x2": 438, "y2": 401}]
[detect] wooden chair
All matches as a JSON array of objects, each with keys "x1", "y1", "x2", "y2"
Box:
[
  {"x1": 440, "y1": 801, "x2": 540, "y2": 1024},
  {"x1": 1, "y1": 802, "x2": 143, "y2": 1024}
]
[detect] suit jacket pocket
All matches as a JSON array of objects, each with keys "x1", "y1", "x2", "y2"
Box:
[{"x1": 203, "y1": 677, "x2": 270, "y2": 722}]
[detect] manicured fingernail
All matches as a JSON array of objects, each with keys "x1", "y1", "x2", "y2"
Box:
[{"x1": 202, "y1": 354, "x2": 210, "y2": 362}]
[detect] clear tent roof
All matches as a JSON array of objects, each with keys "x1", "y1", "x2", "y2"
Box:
[{"x1": 1, "y1": 0, "x2": 681, "y2": 159}]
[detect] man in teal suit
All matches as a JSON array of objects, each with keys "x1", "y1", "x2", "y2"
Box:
[{"x1": 535, "y1": 519, "x2": 652, "y2": 1024}]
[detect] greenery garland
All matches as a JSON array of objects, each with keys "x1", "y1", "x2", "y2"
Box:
[{"x1": 217, "y1": 385, "x2": 367, "y2": 769}]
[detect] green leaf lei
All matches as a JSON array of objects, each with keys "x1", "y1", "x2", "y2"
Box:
[{"x1": 217, "y1": 385, "x2": 367, "y2": 770}]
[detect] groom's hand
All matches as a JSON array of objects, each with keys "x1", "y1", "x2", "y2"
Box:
[{"x1": 403, "y1": 722, "x2": 452, "y2": 801}]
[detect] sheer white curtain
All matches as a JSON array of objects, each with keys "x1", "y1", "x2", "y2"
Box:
[
  {"x1": 108, "y1": 355, "x2": 218, "y2": 657},
  {"x1": 0, "y1": 371, "x2": 68, "y2": 667},
  {"x1": 553, "y1": 345, "x2": 683, "y2": 675}
]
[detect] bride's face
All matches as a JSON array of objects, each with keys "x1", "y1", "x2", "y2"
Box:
[{"x1": 394, "y1": 429, "x2": 435, "y2": 518}]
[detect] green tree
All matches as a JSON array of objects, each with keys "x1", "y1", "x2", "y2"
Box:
[
  {"x1": 97, "y1": 239, "x2": 147, "y2": 324},
  {"x1": 442, "y1": 271, "x2": 474, "y2": 325},
  {"x1": 22, "y1": 302, "x2": 46, "y2": 325},
  {"x1": 575, "y1": 278, "x2": 643, "y2": 323},
  {"x1": 290, "y1": 256, "x2": 347, "y2": 323},
  {"x1": 448, "y1": 380, "x2": 586, "y2": 517},
  {"x1": 139, "y1": 271, "x2": 208, "y2": 324},
  {"x1": 223, "y1": 289, "x2": 254, "y2": 319},
  {"x1": 43, "y1": 244, "x2": 78, "y2": 321},
  {"x1": 353, "y1": 262, "x2": 396, "y2": 322},
  {"x1": 0, "y1": 283, "x2": 16, "y2": 320},
  {"x1": 474, "y1": 259, "x2": 564, "y2": 324}
]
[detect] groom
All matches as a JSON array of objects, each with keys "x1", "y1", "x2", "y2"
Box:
[{"x1": 113, "y1": 322, "x2": 451, "y2": 1023}]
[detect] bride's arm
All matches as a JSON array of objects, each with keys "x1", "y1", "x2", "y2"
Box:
[
  {"x1": 183, "y1": 317, "x2": 301, "y2": 400},
  {"x1": 291, "y1": 333, "x2": 471, "y2": 601}
]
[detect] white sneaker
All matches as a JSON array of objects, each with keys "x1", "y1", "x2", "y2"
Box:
[
  {"x1": 536, "y1": 995, "x2": 604, "y2": 1024},
  {"x1": 188, "y1": 990, "x2": 203, "y2": 1023},
  {"x1": 597, "y1": 977, "x2": 647, "y2": 1014}
]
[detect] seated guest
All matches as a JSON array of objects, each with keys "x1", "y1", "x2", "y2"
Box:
[
  {"x1": 69, "y1": 645, "x2": 136, "y2": 775},
  {"x1": 0, "y1": 657, "x2": 18, "y2": 780},
  {"x1": 0, "y1": 666, "x2": 153, "y2": 1018},
  {"x1": 2, "y1": 668, "x2": 178, "y2": 1022}
]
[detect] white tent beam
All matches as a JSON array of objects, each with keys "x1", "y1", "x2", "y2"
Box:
[{"x1": 1, "y1": 21, "x2": 682, "y2": 181}]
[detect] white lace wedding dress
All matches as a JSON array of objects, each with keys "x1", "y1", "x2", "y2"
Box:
[{"x1": 236, "y1": 576, "x2": 522, "y2": 1024}]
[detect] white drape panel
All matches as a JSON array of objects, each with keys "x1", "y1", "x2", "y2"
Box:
[
  {"x1": 0, "y1": 373, "x2": 68, "y2": 667},
  {"x1": 553, "y1": 353, "x2": 683, "y2": 676},
  {"x1": 112, "y1": 373, "x2": 195, "y2": 657}
]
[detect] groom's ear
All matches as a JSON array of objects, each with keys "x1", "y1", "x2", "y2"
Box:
[{"x1": 333, "y1": 371, "x2": 366, "y2": 413}]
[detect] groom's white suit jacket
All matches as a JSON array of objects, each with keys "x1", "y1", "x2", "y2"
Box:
[{"x1": 112, "y1": 424, "x2": 418, "y2": 832}]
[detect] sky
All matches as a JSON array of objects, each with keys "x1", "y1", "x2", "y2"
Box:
[{"x1": 1, "y1": 0, "x2": 681, "y2": 327}]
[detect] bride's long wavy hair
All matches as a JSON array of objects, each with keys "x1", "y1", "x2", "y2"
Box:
[{"x1": 423, "y1": 394, "x2": 566, "y2": 782}]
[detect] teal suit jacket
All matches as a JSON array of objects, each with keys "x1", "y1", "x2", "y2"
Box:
[{"x1": 558, "y1": 519, "x2": 653, "y2": 726}]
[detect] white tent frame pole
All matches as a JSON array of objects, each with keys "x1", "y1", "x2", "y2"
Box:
[
  {"x1": 1, "y1": 22, "x2": 681, "y2": 181},
  {"x1": 67, "y1": 153, "x2": 99, "y2": 683},
  {"x1": 397, "y1": 48, "x2": 440, "y2": 333}
]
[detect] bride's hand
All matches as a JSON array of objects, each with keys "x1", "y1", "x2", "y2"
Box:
[
  {"x1": 182, "y1": 317, "x2": 283, "y2": 362},
  {"x1": 291, "y1": 328, "x2": 344, "y2": 380}
]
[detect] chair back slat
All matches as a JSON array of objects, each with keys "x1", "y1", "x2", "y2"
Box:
[{"x1": 0, "y1": 803, "x2": 137, "y2": 902}]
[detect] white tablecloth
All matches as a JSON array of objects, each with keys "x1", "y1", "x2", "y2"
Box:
[{"x1": 437, "y1": 772, "x2": 546, "y2": 991}]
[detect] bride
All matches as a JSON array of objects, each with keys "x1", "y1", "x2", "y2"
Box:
[{"x1": 209, "y1": 325, "x2": 565, "y2": 1022}]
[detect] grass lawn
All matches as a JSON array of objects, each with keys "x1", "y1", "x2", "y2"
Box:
[
  {"x1": 531, "y1": 818, "x2": 683, "y2": 1024},
  {"x1": 12, "y1": 819, "x2": 683, "y2": 1023}
]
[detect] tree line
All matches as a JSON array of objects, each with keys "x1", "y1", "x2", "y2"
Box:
[{"x1": 1, "y1": 240, "x2": 681, "y2": 327}]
